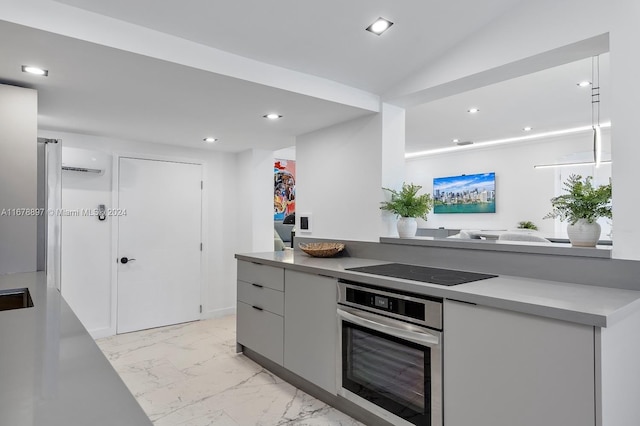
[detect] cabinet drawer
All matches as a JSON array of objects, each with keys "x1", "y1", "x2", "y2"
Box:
[
  {"x1": 237, "y1": 260, "x2": 284, "y2": 291},
  {"x1": 237, "y1": 280, "x2": 284, "y2": 315},
  {"x1": 236, "y1": 301, "x2": 283, "y2": 365}
]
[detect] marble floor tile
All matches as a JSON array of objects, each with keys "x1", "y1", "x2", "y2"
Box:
[{"x1": 96, "y1": 315, "x2": 364, "y2": 426}]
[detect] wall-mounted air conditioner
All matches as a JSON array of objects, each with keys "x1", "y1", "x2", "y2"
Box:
[{"x1": 61, "y1": 147, "x2": 110, "y2": 175}]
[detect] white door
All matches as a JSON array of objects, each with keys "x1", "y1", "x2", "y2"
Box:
[{"x1": 117, "y1": 158, "x2": 202, "y2": 334}]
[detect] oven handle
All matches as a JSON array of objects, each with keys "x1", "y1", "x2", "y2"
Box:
[{"x1": 337, "y1": 307, "x2": 440, "y2": 347}]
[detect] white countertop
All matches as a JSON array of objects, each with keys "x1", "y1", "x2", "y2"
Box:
[
  {"x1": 236, "y1": 250, "x2": 640, "y2": 328},
  {"x1": 0, "y1": 272, "x2": 152, "y2": 426}
]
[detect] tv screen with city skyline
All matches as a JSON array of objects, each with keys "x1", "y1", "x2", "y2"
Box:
[{"x1": 433, "y1": 172, "x2": 496, "y2": 214}]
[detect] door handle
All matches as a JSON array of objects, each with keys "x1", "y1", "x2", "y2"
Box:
[
  {"x1": 120, "y1": 257, "x2": 136, "y2": 264},
  {"x1": 337, "y1": 307, "x2": 440, "y2": 347}
]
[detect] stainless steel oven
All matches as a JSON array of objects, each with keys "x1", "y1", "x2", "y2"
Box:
[{"x1": 337, "y1": 280, "x2": 442, "y2": 426}]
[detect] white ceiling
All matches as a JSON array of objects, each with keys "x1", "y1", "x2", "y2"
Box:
[
  {"x1": 0, "y1": 20, "x2": 372, "y2": 152},
  {"x1": 406, "y1": 54, "x2": 611, "y2": 153},
  {"x1": 0, "y1": 1, "x2": 610, "y2": 155},
  {"x1": 52, "y1": 0, "x2": 525, "y2": 94}
]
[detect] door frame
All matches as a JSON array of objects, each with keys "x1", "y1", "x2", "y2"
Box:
[{"x1": 108, "y1": 152, "x2": 207, "y2": 336}]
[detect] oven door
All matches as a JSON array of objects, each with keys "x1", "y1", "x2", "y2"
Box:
[{"x1": 337, "y1": 306, "x2": 442, "y2": 426}]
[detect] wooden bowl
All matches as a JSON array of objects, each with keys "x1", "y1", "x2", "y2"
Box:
[{"x1": 298, "y1": 242, "x2": 345, "y2": 258}]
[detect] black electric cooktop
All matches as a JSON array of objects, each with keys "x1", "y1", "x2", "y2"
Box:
[{"x1": 345, "y1": 263, "x2": 497, "y2": 286}]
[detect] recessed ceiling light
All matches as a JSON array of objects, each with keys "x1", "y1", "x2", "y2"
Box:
[
  {"x1": 467, "y1": 108, "x2": 480, "y2": 114},
  {"x1": 203, "y1": 137, "x2": 218, "y2": 143},
  {"x1": 264, "y1": 113, "x2": 282, "y2": 120},
  {"x1": 523, "y1": 126, "x2": 533, "y2": 132},
  {"x1": 452, "y1": 139, "x2": 460, "y2": 143},
  {"x1": 577, "y1": 81, "x2": 591, "y2": 87},
  {"x1": 366, "y1": 17, "x2": 394, "y2": 35},
  {"x1": 21, "y1": 65, "x2": 48, "y2": 76}
]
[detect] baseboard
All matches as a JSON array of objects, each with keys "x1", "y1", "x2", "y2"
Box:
[
  {"x1": 89, "y1": 326, "x2": 114, "y2": 339},
  {"x1": 89, "y1": 308, "x2": 236, "y2": 340},
  {"x1": 201, "y1": 306, "x2": 236, "y2": 320}
]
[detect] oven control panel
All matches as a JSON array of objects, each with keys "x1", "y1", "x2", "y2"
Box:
[
  {"x1": 338, "y1": 280, "x2": 442, "y2": 330},
  {"x1": 374, "y1": 295, "x2": 389, "y2": 309}
]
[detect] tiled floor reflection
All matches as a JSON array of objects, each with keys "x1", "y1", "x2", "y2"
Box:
[{"x1": 97, "y1": 315, "x2": 363, "y2": 425}]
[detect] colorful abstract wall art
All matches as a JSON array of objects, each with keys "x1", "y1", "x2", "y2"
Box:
[{"x1": 274, "y1": 159, "x2": 296, "y2": 221}]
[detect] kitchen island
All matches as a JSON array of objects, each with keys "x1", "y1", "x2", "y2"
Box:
[
  {"x1": 236, "y1": 250, "x2": 640, "y2": 327},
  {"x1": 235, "y1": 248, "x2": 640, "y2": 426},
  {"x1": 0, "y1": 272, "x2": 151, "y2": 426}
]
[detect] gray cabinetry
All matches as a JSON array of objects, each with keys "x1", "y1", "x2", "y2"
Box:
[
  {"x1": 283, "y1": 270, "x2": 337, "y2": 394},
  {"x1": 443, "y1": 299, "x2": 595, "y2": 426},
  {"x1": 237, "y1": 281, "x2": 284, "y2": 314},
  {"x1": 236, "y1": 260, "x2": 284, "y2": 365},
  {"x1": 236, "y1": 302, "x2": 283, "y2": 365},
  {"x1": 237, "y1": 260, "x2": 284, "y2": 291}
]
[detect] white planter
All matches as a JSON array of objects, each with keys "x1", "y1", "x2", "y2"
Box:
[
  {"x1": 567, "y1": 219, "x2": 601, "y2": 247},
  {"x1": 397, "y1": 217, "x2": 418, "y2": 238}
]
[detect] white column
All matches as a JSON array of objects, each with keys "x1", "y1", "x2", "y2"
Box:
[
  {"x1": 380, "y1": 103, "x2": 406, "y2": 237},
  {"x1": 296, "y1": 103, "x2": 406, "y2": 241},
  {"x1": 609, "y1": 0, "x2": 640, "y2": 260},
  {"x1": 236, "y1": 149, "x2": 273, "y2": 252}
]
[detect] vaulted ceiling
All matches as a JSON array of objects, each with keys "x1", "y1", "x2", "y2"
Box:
[{"x1": 1, "y1": 1, "x2": 608, "y2": 154}]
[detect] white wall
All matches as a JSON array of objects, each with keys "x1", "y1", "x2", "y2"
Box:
[
  {"x1": 274, "y1": 146, "x2": 296, "y2": 161},
  {"x1": 38, "y1": 130, "x2": 239, "y2": 337},
  {"x1": 0, "y1": 84, "x2": 37, "y2": 275},
  {"x1": 58, "y1": 159, "x2": 112, "y2": 332},
  {"x1": 236, "y1": 149, "x2": 275, "y2": 254},
  {"x1": 384, "y1": 0, "x2": 640, "y2": 259},
  {"x1": 406, "y1": 131, "x2": 612, "y2": 237},
  {"x1": 380, "y1": 103, "x2": 408, "y2": 237},
  {"x1": 296, "y1": 105, "x2": 406, "y2": 241},
  {"x1": 296, "y1": 113, "x2": 383, "y2": 241}
]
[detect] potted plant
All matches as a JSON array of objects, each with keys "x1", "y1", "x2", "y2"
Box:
[
  {"x1": 543, "y1": 174, "x2": 612, "y2": 247},
  {"x1": 517, "y1": 221, "x2": 538, "y2": 231},
  {"x1": 380, "y1": 183, "x2": 433, "y2": 238}
]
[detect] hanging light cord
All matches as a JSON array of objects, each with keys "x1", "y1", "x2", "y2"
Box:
[
  {"x1": 592, "y1": 55, "x2": 602, "y2": 166},
  {"x1": 533, "y1": 55, "x2": 607, "y2": 169}
]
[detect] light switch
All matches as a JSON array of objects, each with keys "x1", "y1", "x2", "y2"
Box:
[{"x1": 299, "y1": 214, "x2": 312, "y2": 232}]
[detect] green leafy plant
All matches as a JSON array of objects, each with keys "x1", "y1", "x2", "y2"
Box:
[
  {"x1": 517, "y1": 221, "x2": 538, "y2": 230},
  {"x1": 543, "y1": 174, "x2": 612, "y2": 224},
  {"x1": 380, "y1": 183, "x2": 433, "y2": 220}
]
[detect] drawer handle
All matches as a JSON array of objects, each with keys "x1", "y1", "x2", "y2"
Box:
[
  {"x1": 251, "y1": 283, "x2": 264, "y2": 288},
  {"x1": 252, "y1": 305, "x2": 264, "y2": 311}
]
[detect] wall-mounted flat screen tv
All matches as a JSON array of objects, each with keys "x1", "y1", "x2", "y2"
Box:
[{"x1": 433, "y1": 172, "x2": 496, "y2": 214}]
